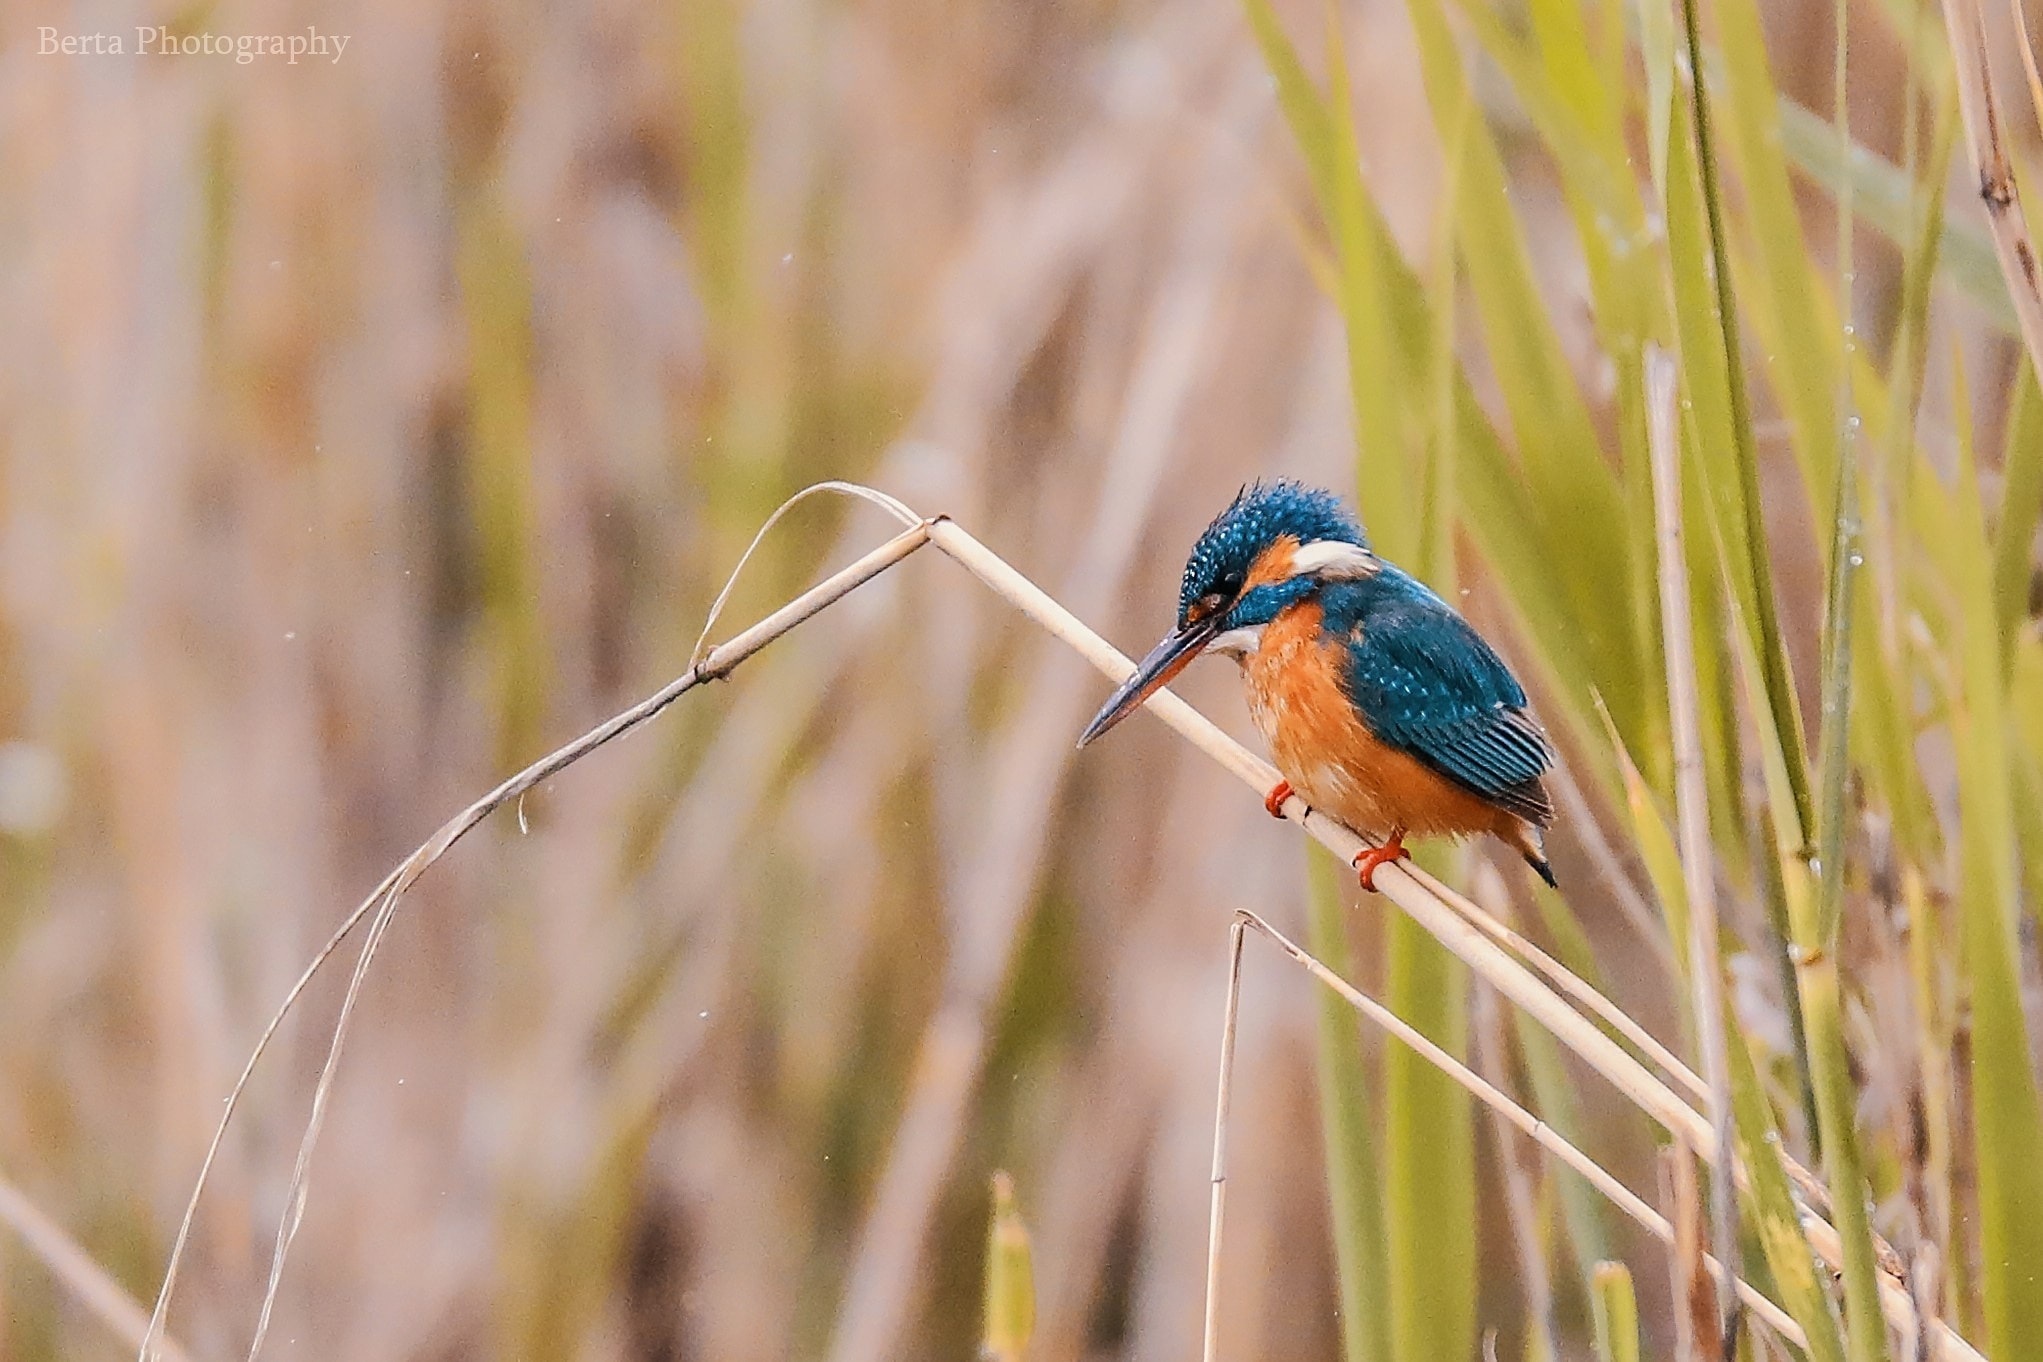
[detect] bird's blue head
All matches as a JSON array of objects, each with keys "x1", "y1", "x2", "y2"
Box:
[
  {"x1": 1079, "y1": 480, "x2": 1380, "y2": 746},
  {"x1": 1175, "y1": 480, "x2": 1368, "y2": 631}
]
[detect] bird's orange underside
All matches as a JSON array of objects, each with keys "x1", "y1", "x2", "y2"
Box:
[{"x1": 1244, "y1": 595, "x2": 1522, "y2": 846}]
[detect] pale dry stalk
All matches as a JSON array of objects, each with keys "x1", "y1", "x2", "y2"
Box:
[
  {"x1": 1942, "y1": 0, "x2": 2043, "y2": 379},
  {"x1": 1645, "y1": 346, "x2": 1745, "y2": 1352},
  {"x1": 1201, "y1": 920, "x2": 1247, "y2": 1362},
  {"x1": 139, "y1": 486, "x2": 1984, "y2": 1362},
  {"x1": 0, "y1": 1174, "x2": 195, "y2": 1362},
  {"x1": 1233, "y1": 910, "x2": 1803, "y2": 1347},
  {"x1": 1468, "y1": 886, "x2": 1559, "y2": 1362},
  {"x1": 140, "y1": 510, "x2": 932, "y2": 1362},
  {"x1": 925, "y1": 515, "x2": 1979, "y2": 1362},
  {"x1": 1663, "y1": 1142, "x2": 1720, "y2": 1362}
]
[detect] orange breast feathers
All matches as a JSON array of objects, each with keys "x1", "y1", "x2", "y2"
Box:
[{"x1": 1241, "y1": 599, "x2": 1524, "y2": 843}]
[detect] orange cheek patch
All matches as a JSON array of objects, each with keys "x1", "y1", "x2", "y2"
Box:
[{"x1": 1242, "y1": 536, "x2": 1301, "y2": 591}]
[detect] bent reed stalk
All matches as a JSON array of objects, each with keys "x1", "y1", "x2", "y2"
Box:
[
  {"x1": 135, "y1": 484, "x2": 1981, "y2": 1362},
  {"x1": 141, "y1": 493, "x2": 930, "y2": 1362},
  {"x1": 1226, "y1": 909, "x2": 1805, "y2": 1349}
]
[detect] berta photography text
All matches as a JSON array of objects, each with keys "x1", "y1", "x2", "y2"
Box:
[{"x1": 38, "y1": 26, "x2": 350, "y2": 64}]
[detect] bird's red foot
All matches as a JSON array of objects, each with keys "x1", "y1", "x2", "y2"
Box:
[
  {"x1": 1263, "y1": 780, "x2": 1294, "y2": 819},
  {"x1": 1352, "y1": 835, "x2": 1409, "y2": 893}
]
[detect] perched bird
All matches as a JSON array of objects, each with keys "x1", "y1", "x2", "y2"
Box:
[{"x1": 1078, "y1": 480, "x2": 1557, "y2": 891}]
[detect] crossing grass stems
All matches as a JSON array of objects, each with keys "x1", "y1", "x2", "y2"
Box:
[{"x1": 115, "y1": 484, "x2": 1984, "y2": 1362}]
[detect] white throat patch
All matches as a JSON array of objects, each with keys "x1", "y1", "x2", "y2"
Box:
[{"x1": 1208, "y1": 625, "x2": 1264, "y2": 659}]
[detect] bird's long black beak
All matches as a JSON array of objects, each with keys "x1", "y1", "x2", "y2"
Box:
[{"x1": 1077, "y1": 617, "x2": 1218, "y2": 748}]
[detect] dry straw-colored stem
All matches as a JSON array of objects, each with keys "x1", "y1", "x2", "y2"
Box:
[
  {"x1": 1664, "y1": 1142, "x2": 1719, "y2": 1362},
  {"x1": 1471, "y1": 961, "x2": 1559, "y2": 1362},
  {"x1": 1548, "y1": 758, "x2": 1679, "y2": 972},
  {"x1": 1943, "y1": 0, "x2": 2043, "y2": 378},
  {"x1": 925, "y1": 514, "x2": 1978, "y2": 1362},
  {"x1": 1202, "y1": 920, "x2": 1246, "y2": 1362},
  {"x1": 140, "y1": 486, "x2": 1983, "y2": 1362},
  {"x1": 1411, "y1": 854, "x2": 1706, "y2": 1104},
  {"x1": 2010, "y1": 0, "x2": 2043, "y2": 139},
  {"x1": 0, "y1": 1173, "x2": 195, "y2": 1362},
  {"x1": 1646, "y1": 346, "x2": 1744, "y2": 1351},
  {"x1": 142, "y1": 504, "x2": 932, "y2": 1362},
  {"x1": 1232, "y1": 911, "x2": 1803, "y2": 1348}
]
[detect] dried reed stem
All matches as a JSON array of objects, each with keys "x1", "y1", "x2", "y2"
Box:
[
  {"x1": 1942, "y1": 0, "x2": 2043, "y2": 377},
  {"x1": 925, "y1": 514, "x2": 1979, "y2": 1361},
  {"x1": 1405, "y1": 856, "x2": 1707, "y2": 1104},
  {"x1": 1664, "y1": 1142, "x2": 1719, "y2": 1362},
  {"x1": 2009, "y1": 0, "x2": 2043, "y2": 136},
  {"x1": 1548, "y1": 758, "x2": 1679, "y2": 971},
  {"x1": 1235, "y1": 911, "x2": 1804, "y2": 1348},
  {"x1": 1404, "y1": 850, "x2": 1832, "y2": 1223},
  {"x1": 1645, "y1": 347, "x2": 1744, "y2": 1355},
  {"x1": 1202, "y1": 920, "x2": 1246, "y2": 1362},
  {"x1": 146, "y1": 487, "x2": 1982, "y2": 1362},
  {"x1": 141, "y1": 514, "x2": 934, "y2": 1362},
  {"x1": 1469, "y1": 923, "x2": 1557, "y2": 1362},
  {"x1": 0, "y1": 1174, "x2": 195, "y2": 1362}
]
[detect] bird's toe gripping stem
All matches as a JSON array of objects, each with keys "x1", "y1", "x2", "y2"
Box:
[
  {"x1": 1263, "y1": 780, "x2": 1294, "y2": 819},
  {"x1": 1351, "y1": 834, "x2": 1409, "y2": 892}
]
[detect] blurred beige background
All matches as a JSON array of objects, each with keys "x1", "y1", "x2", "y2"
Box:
[{"x1": 0, "y1": 0, "x2": 1920, "y2": 1359}]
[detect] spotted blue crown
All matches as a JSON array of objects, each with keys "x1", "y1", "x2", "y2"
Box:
[{"x1": 1177, "y1": 481, "x2": 1368, "y2": 627}]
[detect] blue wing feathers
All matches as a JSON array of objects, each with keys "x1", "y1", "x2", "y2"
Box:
[{"x1": 1325, "y1": 571, "x2": 1555, "y2": 826}]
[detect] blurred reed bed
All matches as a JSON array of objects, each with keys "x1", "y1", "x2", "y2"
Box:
[{"x1": 0, "y1": 0, "x2": 2038, "y2": 1360}]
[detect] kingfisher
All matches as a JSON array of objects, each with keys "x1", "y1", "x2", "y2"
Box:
[{"x1": 1078, "y1": 480, "x2": 1557, "y2": 891}]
